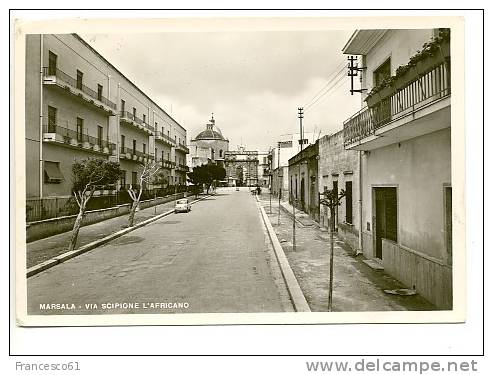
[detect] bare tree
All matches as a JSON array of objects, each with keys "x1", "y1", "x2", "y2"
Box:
[
  {"x1": 127, "y1": 161, "x2": 161, "y2": 227},
  {"x1": 69, "y1": 158, "x2": 121, "y2": 252},
  {"x1": 320, "y1": 187, "x2": 346, "y2": 312}
]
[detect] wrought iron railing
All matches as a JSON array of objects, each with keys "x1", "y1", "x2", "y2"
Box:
[
  {"x1": 43, "y1": 124, "x2": 116, "y2": 153},
  {"x1": 175, "y1": 143, "x2": 190, "y2": 153},
  {"x1": 119, "y1": 147, "x2": 154, "y2": 162},
  {"x1": 155, "y1": 130, "x2": 176, "y2": 145},
  {"x1": 120, "y1": 111, "x2": 154, "y2": 132},
  {"x1": 43, "y1": 67, "x2": 117, "y2": 110},
  {"x1": 343, "y1": 61, "x2": 450, "y2": 147}
]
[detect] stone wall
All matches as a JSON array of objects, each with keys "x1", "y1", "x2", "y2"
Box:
[{"x1": 318, "y1": 130, "x2": 360, "y2": 250}]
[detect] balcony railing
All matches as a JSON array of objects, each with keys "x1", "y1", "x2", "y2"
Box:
[
  {"x1": 175, "y1": 143, "x2": 190, "y2": 153},
  {"x1": 155, "y1": 131, "x2": 176, "y2": 146},
  {"x1": 120, "y1": 111, "x2": 154, "y2": 134},
  {"x1": 344, "y1": 61, "x2": 450, "y2": 147},
  {"x1": 158, "y1": 159, "x2": 176, "y2": 169},
  {"x1": 43, "y1": 67, "x2": 117, "y2": 111},
  {"x1": 176, "y1": 164, "x2": 189, "y2": 172},
  {"x1": 119, "y1": 147, "x2": 154, "y2": 163},
  {"x1": 43, "y1": 124, "x2": 116, "y2": 155}
]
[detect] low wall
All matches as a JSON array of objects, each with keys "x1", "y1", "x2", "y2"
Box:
[
  {"x1": 26, "y1": 193, "x2": 185, "y2": 242},
  {"x1": 337, "y1": 222, "x2": 359, "y2": 252},
  {"x1": 382, "y1": 239, "x2": 452, "y2": 309}
]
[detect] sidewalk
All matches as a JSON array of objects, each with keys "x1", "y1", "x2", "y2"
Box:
[
  {"x1": 26, "y1": 195, "x2": 205, "y2": 268},
  {"x1": 257, "y1": 194, "x2": 436, "y2": 311}
]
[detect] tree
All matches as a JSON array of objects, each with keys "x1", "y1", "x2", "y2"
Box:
[
  {"x1": 187, "y1": 163, "x2": 226, "y2": 193},
  {"x1": 319, "y1": 187, "x2": 346, "y2": 312},
  {"x1": 69, "y1": 158, "x2": 121, "y2": 252},
  {"x1": 126, "y1": 161, "x2": 161, "y2": 227}
]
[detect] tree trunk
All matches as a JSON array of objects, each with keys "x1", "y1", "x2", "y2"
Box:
[
  {"x1": 68, "y1": 205, "x2": 86, "y2": 252},
  {"x1": 128, "y1": 200, "x2": 139, "y2": 227}
]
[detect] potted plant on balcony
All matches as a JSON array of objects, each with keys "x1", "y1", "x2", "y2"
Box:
[{"x1": 365, "y1": 76, "x2": 395, "y2": 108}]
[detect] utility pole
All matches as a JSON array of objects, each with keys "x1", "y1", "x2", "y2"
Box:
[
  {"x1": 298, "y1": 107, "x2": 304, "y2": 151},
  {"x1": 277, "y1": 141, "x2": 281, "y2": 226},
  {"x1": 347, "y1": 56, "x2": 365, "y2": 95}
]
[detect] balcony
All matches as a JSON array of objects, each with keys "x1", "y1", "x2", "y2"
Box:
[
  {"x1": 119, "y1": 147, "x2": 154, "y2": 164},
  {"x1": 343, "y1": 60, "x2": 451, "y2": 150},
  {"x1": 42, "y1": 123, "x2": 116, "y2": 155},
  {"x1": 120, "y1": 111, "x2": 154, "y2": 135},
  {"x1": 175, "y1": 143, "x2": 190, "y2": 154},
  {"x1": 176, "y1": 164, "x2": 189, "y2": 172},
  {"x1": 155, "y1": 131, "x2": 176, "y2": 147},
  {"x1": 158, "y1": 159, "x2": 176, "y2": 169},
  {"x1": 43, "y1": 68, "x2": 117, "y2": 115}
]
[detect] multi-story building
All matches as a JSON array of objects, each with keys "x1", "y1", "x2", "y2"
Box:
[
  {"x1": 25, "y1": 34, "x2": 188, "y2": 204},
  {"x1": 342, "y1": 28, "x2": 451, "y2": 308},
  {"x1": 257, "y1": 151, "x2": 271, "y2": 188}
]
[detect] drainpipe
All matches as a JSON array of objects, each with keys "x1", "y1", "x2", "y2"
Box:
[
  {"x1": 39, "y1": 34, "x2": 44, "y2": 198},
  {"x1": 357, "y1": 150, "x2": 363, "y2": 255}
]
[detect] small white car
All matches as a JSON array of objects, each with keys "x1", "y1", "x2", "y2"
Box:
[{"x1": 174, "y1": 198, "x2": 191, "y2": 213}]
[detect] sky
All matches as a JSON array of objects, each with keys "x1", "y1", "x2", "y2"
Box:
[{"x1": 82, "y1": 30, "x2": 362, "y2": 151}]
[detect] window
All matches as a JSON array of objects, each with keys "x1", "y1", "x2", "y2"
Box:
[
  {"x1": 48, "y1": 51, "x2": 57, "y2": 75},
  {"x1": 44, "y1": 161, "x2": 63, "y2": 184},
  {"x1": 76, "y1": 70, "x2": 83, "y2": 90},
  {"x1": 167, "y1": 152, "x2": 170, "y2": 161},
  {"x1": 445, "y1": 186, "x2": 452, "y2": 265},
  {"x1": 131, "y1": 171, "x2": 138, "y2": 186},
  {"x1": 97, "y1": 126, "x2": 103, "y2": 146},
  {"x1": 121, "y1": 135, "x2": 125, "y2": 153},
  {"x1": 155, "y1": 148, "x2": 157, "y2": 159},
  {"x1": 143, "y1": 143, "x2": 146, "y2": 155},
  {"x1": 76, "y1": 117, "x2": 83, "y2": 142},
  {"x1": 161, "y1": 127, "x2": 164, "y2": 134},
  {"x1": 132, "y1": 140, "x2": 137, "y2": 154},
  {"x1": 219, "y1": 149, "x2": 223, "y2": 158},
  {"x1": 47, "y1": 106, "x2": 57, "y2": 132},
  {"x1": 373, "y1": 58, "x2": 391, "y2": 87},
  {"x1": 121, "y1": 99, "x2": 125, "y2": 112},
  {"x1": 161, "y1": 150, "x2": 164, "y2": 162},
  {"x1": 143, "y1": 114, "x2": 146, "y2": 124},
  {"x1": 97, "y1": 84, "x2": 103, "y2": 101},
  {"x1": 132, "y1": 107, "x2": 137, "y2": 120},
  {"x1": 120, "y1": 170, "x2": 126, "y2": 189},
  {"x1": 167, "y1": 130, "x2": 170, "y2": 137},
  {"x1": 345, "y1": 181, "x2": 353, "y2": 224}
]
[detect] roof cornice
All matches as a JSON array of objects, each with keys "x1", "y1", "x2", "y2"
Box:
[{"x1": 342, "y1": 29, "x2": 388, "y2": 55}]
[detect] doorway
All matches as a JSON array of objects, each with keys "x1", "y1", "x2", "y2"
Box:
[{"x1": 374, "y1": 187, "x2": 397, "y2": 259}]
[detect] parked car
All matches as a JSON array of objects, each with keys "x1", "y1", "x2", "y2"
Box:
[{"x1": 175, "y1": 198, "x2": 191, "y2": 213}]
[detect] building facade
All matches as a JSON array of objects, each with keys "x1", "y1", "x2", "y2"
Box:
[
  {"x1": 25, "y1": 34, "x2": 188, "y2": 202},
  {"x1": 188, "y1": 114, "x2": 229, "y2": 170},
  {"x1": 270, "y1": 132, "x2": 316, "y2": 200},
  {"x1": 288, "y1": 141, "x2": 319, "y2": 222},
  {"x1": 342, "y1": 28, "x2": 452, "y2": 308},
  {"x1": 318, "y1": 130, "x2": 361, "y2": 251},
  {"x1": 224, "y1": 147, "x2": 259, "y2": 187}
]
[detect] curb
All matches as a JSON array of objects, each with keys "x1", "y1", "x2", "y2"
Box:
[
  {"x1": 27, "y1": 194, "x2": 211, "y2": 278},
  {"x1": 256, "y1": 197, "x2": 311, "y2": 312}
]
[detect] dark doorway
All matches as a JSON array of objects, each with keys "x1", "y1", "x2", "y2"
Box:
[
  {"x1": 374, "y1": 187, "x2": 397, "y2": 259},
  {"x1": 300, "y1": 178, "x2": 305, "y2": 211}
]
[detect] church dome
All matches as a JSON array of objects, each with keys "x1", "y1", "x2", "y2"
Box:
[
  {"x1": 195, "y1": 129, "x2": 225, "y2": 140},
  {"x1": 194, "y1": 114, "x2": 226, "y2": 141}
]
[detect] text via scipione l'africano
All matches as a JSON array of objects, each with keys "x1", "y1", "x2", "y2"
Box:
[{"x1": 38, "y1": 302, "x2": 190, "y2": 311}]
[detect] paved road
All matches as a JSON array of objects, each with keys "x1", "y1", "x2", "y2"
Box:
[{"x1": 27, "y1": 188, "x2": 293, "y2": 315}]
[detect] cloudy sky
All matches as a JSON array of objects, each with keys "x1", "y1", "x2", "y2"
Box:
[{"x1": 82, "y1": 30, "x2": 361, "y2": 151}]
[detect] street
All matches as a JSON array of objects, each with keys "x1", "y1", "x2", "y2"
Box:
[{"x1": 27, "y1": 189, "x2": 293, "y2": 315}]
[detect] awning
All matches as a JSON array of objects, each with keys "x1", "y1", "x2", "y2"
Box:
[{"x1": 44, "y1": 161, "x2": 64, "y2": 181}]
